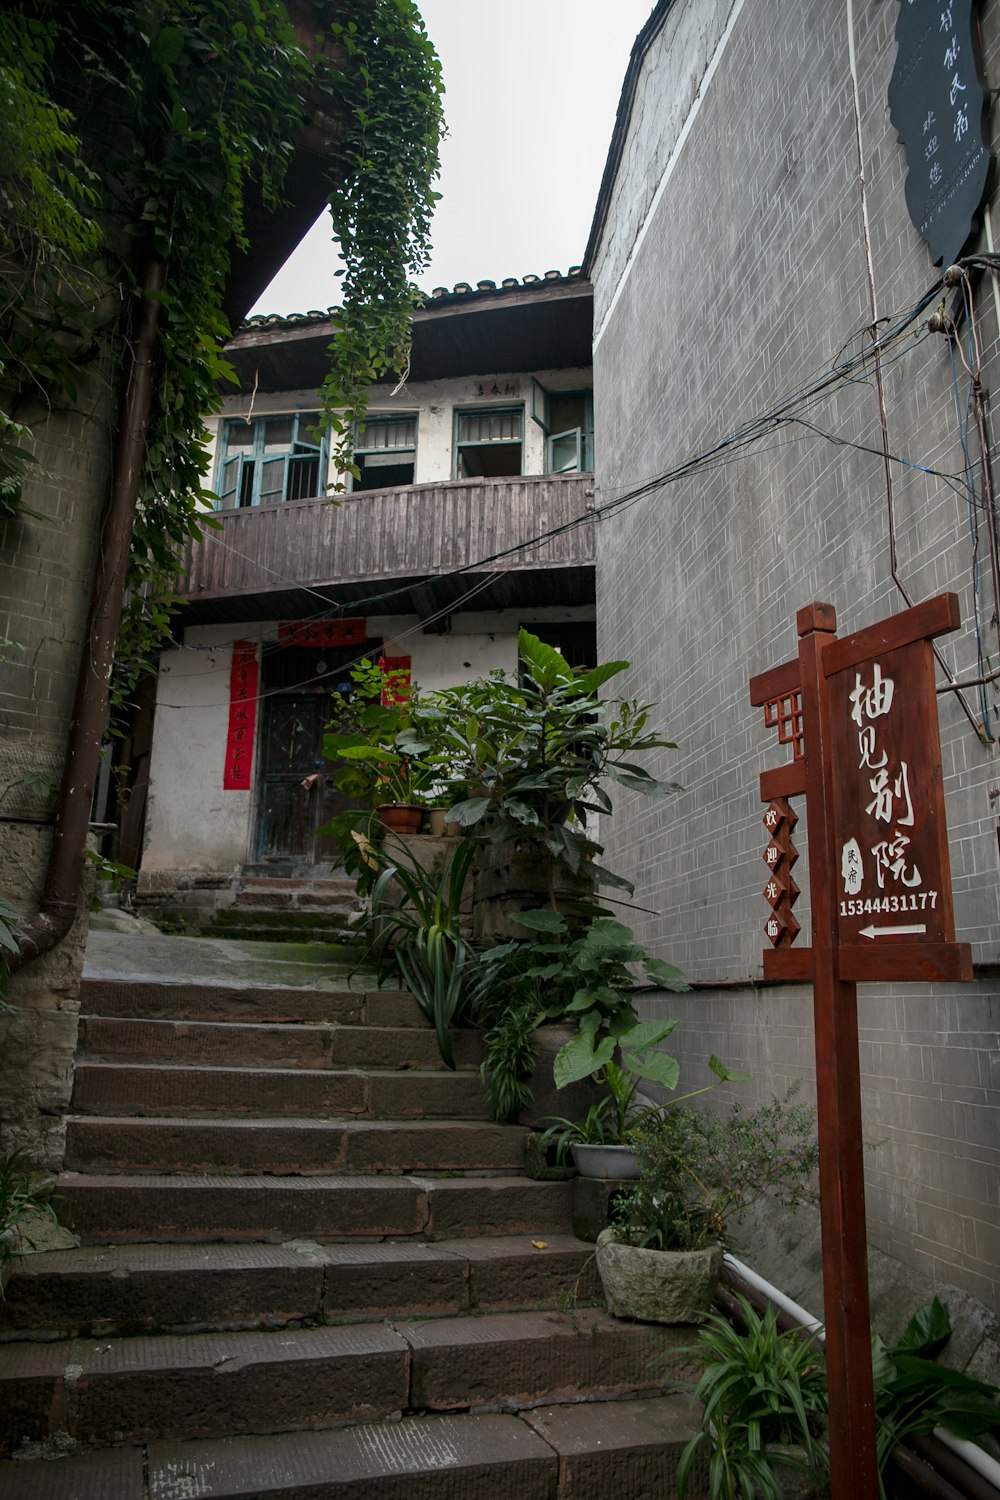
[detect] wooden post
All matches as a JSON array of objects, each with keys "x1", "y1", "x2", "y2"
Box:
[{"x1": 796, "y1": 604, "x2": 879, "y2": 1500}]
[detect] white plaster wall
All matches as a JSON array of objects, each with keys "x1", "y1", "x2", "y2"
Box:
[
  {"x1": 142, "y1": 624, "x2": 262, "y2": 873},
  {"x1": 143, "y1": 605, "x2": 595, "y2": 875},
  {"x1": 206, "y1": 364, "x2": 593, "y2": 498}
]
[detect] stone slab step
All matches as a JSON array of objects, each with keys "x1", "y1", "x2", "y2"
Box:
[
  {"x1": 71, "y1": 1064, "x2": 490, "y2": 1119},
  {"x1": 0, "y1": 1395, "x2": 706, "y2": 1498},
  {"x1": 64, "y1": 1117, "x2": 527, "y2": 1175},
  {"x1": 0, "y1": 1235, "x2": 601, "y2": 1339},
  {"x1": 0, "y1": 1397, "x2": 703, "y2": 1499},
  {"x1": 0, "y1": 1311, "x2": 690, "y2": 1453},
  {"x1": 80, "y1": 980, "x2": 427, "y2": 1028},
  {"x1": 79, "y1": 1017, "x2": 481, "y2": 1071},
  {"x1": 55, "y1": 1173, "x2": 573, "y2": 1243},
  {"x1": 0, "y1": 1321, "x2": 410, "y2": 1453}
]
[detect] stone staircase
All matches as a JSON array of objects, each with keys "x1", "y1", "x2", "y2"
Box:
[
  {"x1": 203, "y1": 871, "x2": 362, "y2": 943},
  {"x1": 0, "y1": 973, "x2": 703, "y2": 1498}
]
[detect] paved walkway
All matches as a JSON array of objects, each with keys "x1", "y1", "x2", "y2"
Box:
[{"x1": 84, "y1": 917, "x2": 369, "y2": 991}]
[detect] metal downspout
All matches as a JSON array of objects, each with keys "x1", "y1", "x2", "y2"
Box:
[{"x1": 8, "y1": 256, "x2": 166, "y2": 972}]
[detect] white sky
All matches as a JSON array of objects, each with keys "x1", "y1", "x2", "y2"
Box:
[{"x1": 249, "y1": 0, "x2": 654, "y2": 316}]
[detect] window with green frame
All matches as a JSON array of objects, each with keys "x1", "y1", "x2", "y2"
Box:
[
  {"x1": 214, "y1": 412, "x2": 325, "y2": 509},
  {"x1": 352, "y1": 412, "x2": 417, "y2": 491},
  {"x1": 454, "y1": 406, "x2": 523, "y2": 478},
  {"x1": 530, "y1": 382, "x2": 594, "y2": 473}
]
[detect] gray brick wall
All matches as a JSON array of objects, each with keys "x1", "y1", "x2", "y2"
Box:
[{"x1": 592, "y1": 0, "x2": 1000, "y2": 1310}]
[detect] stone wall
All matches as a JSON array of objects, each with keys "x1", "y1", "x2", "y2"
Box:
[
  {"x1": 0, "y1": 338, "x2": 119, "y2": 1168},
  {"x1": 591, "y1": 0, "x2": 1000, "y2": 1310}
]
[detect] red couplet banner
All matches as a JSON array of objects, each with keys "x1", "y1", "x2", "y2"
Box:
[{"x1": 224, "y1": 640, "x2": 259, "y2": 791}]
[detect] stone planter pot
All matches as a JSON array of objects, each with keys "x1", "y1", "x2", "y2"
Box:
[
  {"x1": 427, "y1": 808, "x2": 447, "y2": 837},
  {"x1": 570, "y1": 1142, "x2": 640, "y2": 1180},
  {"x1": 595, "y1": 1230, "x2": 723, "y2": 1324}
]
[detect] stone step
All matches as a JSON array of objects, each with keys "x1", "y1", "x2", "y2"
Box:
[
  {"x1": 0, "y1": 1395, "x2": 704, "y2": 1499},
  {"x1": 79, "y1": 1016, "x2": 482, "y2": 1070},
  {"x1": 0, "y1": 1310, "x2": 690, "y2": 1453},
  {"x1": 79, "y1": 978, "x2": 424, "y2": 1027},
  {"x1": 71, "y1": 1063, "x2": 491, "y2": 1118},
  {"x1": 55, "y1": 1172, "x2": 573, "y2": 1243},
  {"x1": 0, "y1": 1234, "x2": 601, "y2": 1339},
  {"x1": 64, "y1": 1117, "x2": 527, "y2": 1175}
]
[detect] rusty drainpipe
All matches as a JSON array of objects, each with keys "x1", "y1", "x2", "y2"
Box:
[{"x1": 8, "y1": 256, "x2": 166, "y2": 973}]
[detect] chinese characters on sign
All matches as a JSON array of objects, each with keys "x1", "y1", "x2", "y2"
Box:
[
  {"x1": 828, "y1": 643, "x2": 953, "y2": 950},
  {"x1": 889, "y1": 0, "x2": 991, "y2": 266},
  {"x1": 224, "y1": 640, "x2": 259, "y2": 791}
]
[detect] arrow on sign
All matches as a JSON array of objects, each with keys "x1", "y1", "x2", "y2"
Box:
[{"x1": 858, "y1": 922, "x2": 927, "y2": 939}]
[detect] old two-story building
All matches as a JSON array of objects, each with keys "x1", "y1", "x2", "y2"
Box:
[
  {"x1": 137, "y1": 271, "x2": 597, "y2": 911},
  {"x1": 586, "y1": 0, "x2": 1000, "y2": 1315}
]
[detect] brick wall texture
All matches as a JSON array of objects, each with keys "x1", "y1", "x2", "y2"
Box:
[
  {"x1": 0, "y1": 332, "x2": 119, "y2": 1166},
  {"x1": 592, "y1": 0, "x2": 1000, "y2": 1310}
]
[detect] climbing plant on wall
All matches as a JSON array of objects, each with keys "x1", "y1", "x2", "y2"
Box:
[{"x1": 0, "y1": 0, "x2": 443, "y2": 724}]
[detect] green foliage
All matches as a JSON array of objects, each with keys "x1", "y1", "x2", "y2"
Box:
[
  {"x1": 426, "y1": 629, "x2": 682, "y2": 905},
  {"x1": 871, "y1": 1298, "x2": 999, "y2": 1493},
  {"x1": 677, "y1": 1295, "x2": 1000, "y2": 1500},
  {"x1": 323, "y1": 657, "x2": 436, "y2": 805},
  {"x1": 0, "y1": 896, "x2": 21, "y2": 1010},
  {"x1": 538, "y1": 1059, "x2": 646, "y2": 1160},
  {"x1": 83, "y1": 848, "x2": 137, "y2": 909},
  {"x1": 354, "y1": 828, "x2": 477, "y2": 1067},
  {"x1": 613, "y1": 1088, "x2": 819, "y2": 1253},
  {"x1": 0, "y1": 3, "x2": 443, "y2": 730},
  {"x1": 0, "y1": 1148, "x2": 55, "y2": 1281},
  {"x1": 478, "y1": 1001, "x2": 539, "y2": 1124},
  {"x1": 321, "y1": 0, "x2": 444, "y2": 485},
  {"x1": 677, "y1": 1295, "x2": 829, "y2": 1500},
  {"x1": 504, "y1": 907, "x2": 689, "y2": 1088}
]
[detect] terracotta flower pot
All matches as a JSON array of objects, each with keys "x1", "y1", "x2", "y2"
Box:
[{"x1": 377, "y1": 803, "x2": 424, "y2": 835}]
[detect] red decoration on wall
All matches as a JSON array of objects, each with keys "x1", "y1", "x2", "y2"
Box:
[
  {"x1": 224, "y1": 640, "x2": 259, "y2": 790},
  {"x1": 277, "y1": 619, "x2": 367, "y2": 649},
  {"x1": 379, "y1": 655, "x2": 412, "y2": 706}
]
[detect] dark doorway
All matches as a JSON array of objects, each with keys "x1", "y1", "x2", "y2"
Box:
[{"x1": 254, "y1": 639, "x2": 381, "y2": 867}]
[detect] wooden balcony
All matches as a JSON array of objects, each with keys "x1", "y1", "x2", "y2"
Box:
[{"x1": 175, "y1": 472, "x2": 596, "y2": 625}]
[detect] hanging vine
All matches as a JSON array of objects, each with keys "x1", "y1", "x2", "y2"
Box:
[{"x1": 0, "y1": 0, "x2": 443, "y2": 725}]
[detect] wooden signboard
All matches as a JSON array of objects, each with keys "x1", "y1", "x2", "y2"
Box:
[{"x1": 748, "y1": 595, "x2": 972, "y2": 1500}]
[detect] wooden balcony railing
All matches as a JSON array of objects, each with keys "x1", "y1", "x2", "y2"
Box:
[{"x1": 176, "y1": 472, "x2": 595, "y2": 606}]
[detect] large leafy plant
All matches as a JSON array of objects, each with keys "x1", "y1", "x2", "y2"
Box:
[
  {"x1": 427, "y1": 629, "x2": 681, "y2": 907},
  {"x1": 508, "y1": 908, "x2": 690, "y2": 1089},
  {"x1": 871, "y1": 1297, "x2": 999, "y2": 1491}
]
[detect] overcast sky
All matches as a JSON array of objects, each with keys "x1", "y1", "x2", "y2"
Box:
[{"x1": 249, "y1": 0, "x2": 654, "y2": 316}]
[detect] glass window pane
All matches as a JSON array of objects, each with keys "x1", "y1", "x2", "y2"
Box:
[
  {"x1": 225, "y1": 422, "x2": 254, "y2": 451},
  {"x1": 263, "y1": 418, "x2": 293, "y2": 450}
]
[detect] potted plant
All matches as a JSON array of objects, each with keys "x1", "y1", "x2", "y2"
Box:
[
  {"x1": 538, "y1": 1060, "x2": 647, "y2": 1178},
  {"x1": 352, "y1": 828, "x2": 477, "y2": 1068},
  {"x1": 425, "y1": 630, "x2": 682, "y2": 935},
  {"x1": 597, "y1": 1089, "x2": 820, "y2": 1325},
  {"x1": 323, "y1": 658, "x2": 436, "y2": 833}
]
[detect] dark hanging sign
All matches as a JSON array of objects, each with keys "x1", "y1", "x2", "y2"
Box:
[{"x1": 889, "y1": 0, "x2": 991, "y2": 267}]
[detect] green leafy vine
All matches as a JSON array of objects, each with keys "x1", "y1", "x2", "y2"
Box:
[{"x1": 0, "y1": 1, "x2": 443, "y2": 729}]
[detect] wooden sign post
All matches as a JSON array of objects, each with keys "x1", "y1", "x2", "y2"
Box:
[{"x1": 749, "y1": 595, "x2": 972, "y2": 1500}]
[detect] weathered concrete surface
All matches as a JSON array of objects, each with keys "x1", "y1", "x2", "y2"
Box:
[
  {"x1": 596, "y1": 1234, "x2": 724, "y2": 1325},
  {"x1": 734, "y1": 1198, "x2": 1000, "y2": 1387},
  {"x1": 0, "y1": 825, "x2": 91, "y2": 1169}
]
